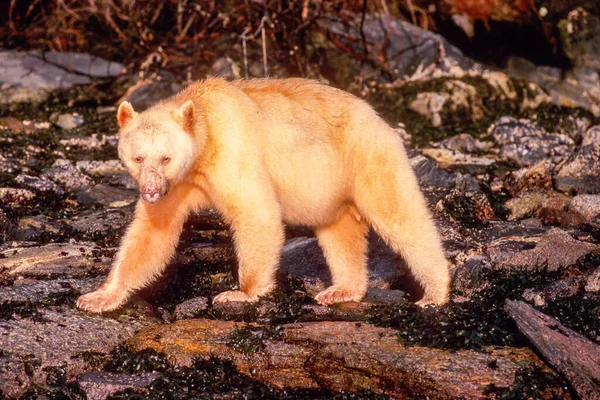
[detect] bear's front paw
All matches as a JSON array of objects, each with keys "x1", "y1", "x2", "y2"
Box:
[
  {"x1": 76, "y1": 288, "x2": 128, "y2": 313},
  {"x1": 212, "y1": 290, "x2": 258, "y2": 304},
  {"x1": 415, "y1": 288, "x2": 449, "y2": 307},
  {"x1": 314, "y1": 285, "x2": 363, "y2": 305}
]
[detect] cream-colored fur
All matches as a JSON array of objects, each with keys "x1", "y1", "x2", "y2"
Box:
[{"x1": 76, "y1": 78, "x2": 450, "y2": 313}]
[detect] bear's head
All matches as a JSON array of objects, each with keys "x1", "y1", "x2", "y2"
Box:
[{"x1": 116, "y1": 100, "x2": 201, "y2": 203}]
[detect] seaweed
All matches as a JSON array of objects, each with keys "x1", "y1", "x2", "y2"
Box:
[
  {"x1": 227, "y1": 324, "x2": 283, "y2": 354},
  {"x1": 105, "y1": 347, "x2": 387, "y2": 400},
  {"x1": 483, "y1": 366, "x2": 572, "y2": 399},
  {"x1": 367, "y1": 268, "x2": 564, "y2": 350}
]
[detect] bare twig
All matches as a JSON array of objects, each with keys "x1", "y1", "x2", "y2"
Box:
[
  {"x1": 241, "y1": 26, "x2": 251, "y2": 79},
  {"x1": 358, "y1": 0, "x2": 368, "y2": 87},
  {"x1": 260, "y1": 15, "x2": 268, "y2": 77},
  {"x1": 8, "y1": 0, "x2": 17, "y2": 33},
  {"x1": 406, "y1": 0, "x2": 417, "y2": 26},
  {"x1": 302, "y1": 0, "x2": 310, "y2": 21}
]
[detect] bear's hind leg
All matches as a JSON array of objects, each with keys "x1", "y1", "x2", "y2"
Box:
[
  {"x1": 314, "y1": 208, "x2": 369, "y2": 305},
  {"x1": 354, "y1": 144, "x2": 450, "y2": 306}
]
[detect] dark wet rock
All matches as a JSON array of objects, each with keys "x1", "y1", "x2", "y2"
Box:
[
  {"x1": 489, "y1": 117, "x2": 575, "y2": 166},
  {"x1": 538, "y1": 207, "x2": 587, "y2": 228},
  {"x1": 491, "y1": 228, "x2": 597, "y2": 272},
  {"x1": 0, "y1": 51, "x2": 124, "y2": 104},
  {"x1": 505, "y1": 191, "x2": 570, "y2": 221},
  {"x1": 554, "y1": 176, "x2": 600, "y2": 195},
  {"x1": 211, "y1": 299, "x2": 278, "y2": 321},
  {"x1": 301, "y1": 302, "x2": 370, "y2": 321},
  {"x1": 14, "y1": 174, "x2": 64, "y2": 195},
  {"x1": 317, "y1": 13, "x2": 477, "y2": 84},
  {"x1": 0, "y1": 277, "x2": 103, "y2": 308},
  {"x1": 61, "y1": 134, "x2": 117, "y2": 151},
  {"x1": 42, "y1": 159, "x2": 93, "y2": 190},
  {"x1": 68, "y1": 207, "x2": 133, "y2": 238},
  {"x1": 186, "y1": 209, "x2": 229, "y2": 231},
  {"x1": 437, "y1": 189, "x2": 497, "y2": 226},
  {"x1": 506, "y1": 300, "x2": 600, "y2": 400},
  {"x1": 278, "y1": 236, "x2": 405, "y2": 296},
  {"x1": 105, "y1": 173, "x2": 137, "y2": 190},
  {"x1": 363, "y1": 288, "x2": 407, "y2": 305},
  {"x1": 557, "y1": 145, "x2": 600, "y2": 178},
  {"x1": 0, "y1": 188, "x2": 35, "y2": 206},
  {"x1": 569, "y1": 194, "x2": 600, "y2": 222},
  {"x1": 78, "y1": 371, "x2": 159, "y2": 400},
  {"x1": 584, "y1": 268, "x2": 600, "y2": 292},
  {"x1": 0, "y1": 208, "x2": 10, "y2": 238},
  {"x1": 434, "y1": 133, "x2": 493, "y2": 154},
  {"x1": 173, "y1": 296, "x2": 209, "y2": 320},
  {"x1": 410, "y1": 155, "x2": 479, "y2": 190},
  {"x1": 7, "y1": 215, "x2": 66, "y2": 241},
  {"x1": 0, "y1": 308, "x2": 156, "y2": 399},
  {"x1": 54, "y1": 113, "x2": 84, "y2": 130},
  {"x1": 73, "y1": 184, "x2": 137, "y2": 209},
  {"x1": 503, "y1": 160, "x2": 553, "y2": 196},
  {"x1": 451, "y1": 256, "x2": 493, "y2": 302},
  {"x1": 178, "y1": 243, "x2": 235, "y2": 265},
  {"x1": 75, "y1": 160, "x2": 126, "y2": 177},
  {"x1": 121, "y1": 71, "x2": 183, "y2": 111},
  {"x1": 543, "y1": 277, "x2": 584, "y2": 302},
  {"x1": 0, "y1": 157, "x2": 21, "y2": 175},
  {"x1": 0, "y1": 241, "x2": 112, "y2": 279},
  {"x1": 506, "y1": 54, "x2": 599, "y2": 116},
  {"x1": 581, "y1": 125, "x2": 600, "y2": 147},
  {"x1": 127, "y1": 318, "x2": 559, "y2": 398},
  {"x1": 555, "y1": 145, "x2": 600, "y2": 194}
]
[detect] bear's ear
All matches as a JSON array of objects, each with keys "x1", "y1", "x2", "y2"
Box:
[
  {"x1": 179, "y1": 100, "x2": 195, "y2": 135},
  {"x1": 117, "y1": 101, "x2": 137, "y2": 128}
]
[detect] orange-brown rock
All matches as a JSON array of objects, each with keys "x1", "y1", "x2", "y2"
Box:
[{"x1": 127, "y1": 319, "x2": 561, "y2": 399}]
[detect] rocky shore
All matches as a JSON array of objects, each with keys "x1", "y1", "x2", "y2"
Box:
[{"x1": 1, "y1": 10, "x2": 600, "y2": 399}]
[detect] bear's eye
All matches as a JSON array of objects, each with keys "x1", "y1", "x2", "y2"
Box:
[
  {"x1": 162, "y1": 156, "x2": 171, "y2": 165},
  {"x1": 133, "y1": 156, "x2": 144, "y2": 164}
]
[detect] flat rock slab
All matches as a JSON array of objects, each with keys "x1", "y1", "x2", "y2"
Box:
[
  {"x1": 126, "y1": 319, "x2": 555, "y2": 399},
  {"x1": 78, "y1": 371, "x2": 159, "y2": 400},
  {"x1": 490, "y1": 228, "x2": 597, "y2": 271},
  {"x1": 505, "y1": 300, "x2": 600, "y2": 400},
  {"x1": 0, "y1": 241, "x2": 112, "y2": 279},
  {"x1": 0, "y1": 308, "x2": 157, "y2": 398},
  {"x1": 68, "y1": 207, "x2": 133, "y2": 236},
  {"x1": 73, "y1": 184, "x2": 137, "y2": 209},
  {"x1": 0, "y1": 277, "x2": 103, "y2": 307},
  {"x1": 0, "y1": 51, "x2": 123, "y2": 91}
]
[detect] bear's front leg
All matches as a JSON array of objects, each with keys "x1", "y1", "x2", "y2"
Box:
[
  {"x1": 213, "y1": 201, "x2": 284, "y2": 304},
  {"x1": 77, "y1": 184, "x2": 205, "y2": 313}
]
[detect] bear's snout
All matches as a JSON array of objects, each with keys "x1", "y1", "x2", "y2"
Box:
[{"x1": 141, "y1": 187, "x2": 162, "y2": 203}]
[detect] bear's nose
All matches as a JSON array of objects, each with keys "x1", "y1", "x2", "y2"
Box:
[{"x1": 142, "y1": 188, "x2": 161, "y2": 203}]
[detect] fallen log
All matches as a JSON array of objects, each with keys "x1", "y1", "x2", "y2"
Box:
[{"x1": 505, "y1": 299, "x2": 600, "y2": 400}]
